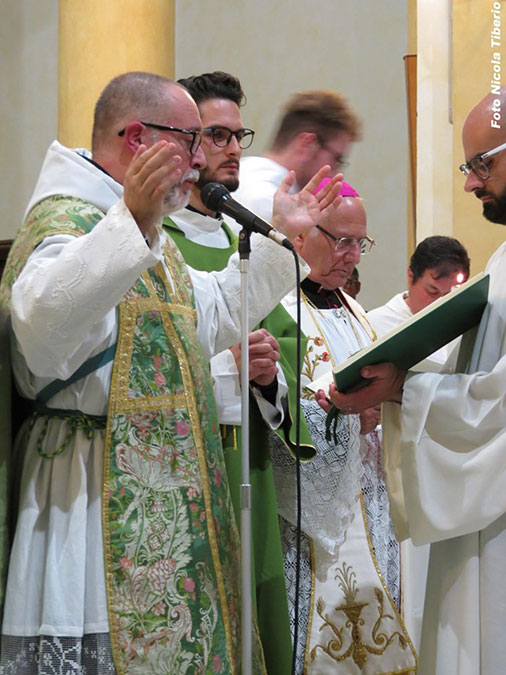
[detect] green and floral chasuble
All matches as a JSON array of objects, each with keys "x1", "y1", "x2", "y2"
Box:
[{"x1": 1, "y1": 196, "x2": 265, "y2": 674}]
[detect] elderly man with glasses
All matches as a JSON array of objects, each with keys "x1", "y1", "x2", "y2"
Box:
[
  {"x1": 265, "y1": 179, "x2": 417, "y2": 674},
  {"x1": 0, "y1": 71, "x2": 343, "y2": 674},
  {"x1": 324, "y1": 88, "x2": 506, "y2": 675}
]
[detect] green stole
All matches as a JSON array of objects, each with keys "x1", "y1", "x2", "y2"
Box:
[
  {"x1": 2, "y1": 196, "x2": 266, "y2": 674},
  {"x1": 164, "y1": 215, "x2": 314, "y2": 675}
]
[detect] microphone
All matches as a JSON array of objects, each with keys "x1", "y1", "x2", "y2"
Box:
[{"x1": 200, "y1": 182, "x2": 295, "y2": 251}]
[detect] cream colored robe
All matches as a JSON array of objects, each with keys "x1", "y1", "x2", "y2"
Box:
[{"x1": 384, "y1": 241, "x2": 506, "y2": 675}]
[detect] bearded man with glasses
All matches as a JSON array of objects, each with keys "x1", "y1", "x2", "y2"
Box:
[
  {"x1": 324, "y1": 87, "x2": 506, "y2": 675},
  {"x1": 0, "y1": 70, "x2": 343, "y2": 674}
]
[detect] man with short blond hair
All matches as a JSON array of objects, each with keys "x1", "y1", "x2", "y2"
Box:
[{"x1": 235, "y1": 89, "x2": 361, "y2": 223}]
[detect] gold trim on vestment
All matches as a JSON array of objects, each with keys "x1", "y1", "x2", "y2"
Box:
[
  {"x1": 133, "y1": 295, "x2": 197, "y2": 319},
  {"x1": 144, "y1": 265, "x2": 236, "y2": 672},
  {"x1": 117, "y1": 395, "x2": 188, "y2": 412},
  {"x1": 103, "y1": 262, "x2": 235, "y2": 672},
  {"x1": 102, "y1": 300, "x2": 129, "y2": 675},
  {"x1": 359, "y1": 492, "x2": 418, "y2": 671},
  {"x1": 304, "y1": 537, "x2": 317, "y2": 673}
]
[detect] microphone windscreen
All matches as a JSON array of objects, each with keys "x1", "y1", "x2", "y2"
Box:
[{"x1": 200, "y1": 182, "x2": 230, "y2": 211}]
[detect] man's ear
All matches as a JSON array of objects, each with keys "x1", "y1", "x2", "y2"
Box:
[
  {"x1": 293, "y1": 232, "x2": 306, "y2": 254},
  {"x1": 295, "y1": 131, "x2": 319, "y2": 153},
  {"x1": 407, "y1": 267, "x2": 414, "y2": 288},
  {"x1": 122, "y1": 121, "x2": 145, "y2": 153}
]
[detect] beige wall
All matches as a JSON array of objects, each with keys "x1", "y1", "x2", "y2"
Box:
[
  {"x1": 175, "y1": 0, "x2": 410, "y2": 310},
  {"x1": 0, "y1": 1, "x2": 58, "y2": 240},
  {"x1": 452, "y1": 0, "x2": 506, "y2": 273},
  {"x1": 417, "y1": 0, "x2": 506, "y2": 274},
  {"x1": 6, "y1": 3, "x2": 500, "y2": 304}
]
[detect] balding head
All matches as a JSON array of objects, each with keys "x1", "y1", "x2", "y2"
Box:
[
  {"x1": 295, "y1": 196, "x2": 368, "y2": 290},
  {"x1": 89, "y1": 72, "x2": 205, "y2": 195},
  {"x1": 92, "y1": 72, "x2": 183, "y2": 152},
  {"x1": 462, "y1": 87, "x2": 506, "y2": 224},
  {"x1": 463, "y1": 88, "x2": 506, "y2": 153}
]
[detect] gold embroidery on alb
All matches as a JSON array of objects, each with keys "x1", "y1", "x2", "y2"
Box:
[{"x1": 310, "y1": 561, "x2": 411, "y2": 670}]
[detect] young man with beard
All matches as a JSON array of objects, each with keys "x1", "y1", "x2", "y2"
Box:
[
  {"x1": 325, "y1": 88, "x2": 506, "y2": 675},
  {"x1": 164, "y1": 70, "x2": 297, "y2": 674}
]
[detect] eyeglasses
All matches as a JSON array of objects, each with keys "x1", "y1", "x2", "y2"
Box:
[
  {"x1": 118, "y1": 122, "x2": 202, "y2": 155},
  {"x1": 316, "y1": 224, "x2": 376, "y2": 255},
  {"x1": 203, "y1": 126, "x2": 255, "y2": 149},
  {"x1": 459, "y1": 140, "x2": 506, "y2": 180},
  {"x1": 317, "y1": 136, "x2": 349, "y2": 170}
]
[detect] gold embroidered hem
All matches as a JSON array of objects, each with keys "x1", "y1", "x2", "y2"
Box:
[{"x1": 305, "y1": 494, "x2": 417, "y2": 674}]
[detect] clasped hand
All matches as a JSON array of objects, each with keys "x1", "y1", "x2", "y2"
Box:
[{"x1": 230, "y1": 329, "x2": 280, "y2": 387}]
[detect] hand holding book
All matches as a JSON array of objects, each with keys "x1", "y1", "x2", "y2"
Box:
[{"x1": 319, "y1": 363, "x2": 407, "y2": 416}]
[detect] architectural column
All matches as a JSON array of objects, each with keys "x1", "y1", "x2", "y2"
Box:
[{"x1": 58, "y1": 0, "x2": 175, "y2": 148}]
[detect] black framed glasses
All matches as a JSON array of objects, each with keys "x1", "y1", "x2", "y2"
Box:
[
  {"x1": 459, "y1": 140, "x2": 506, "y2": 180},
  {"x1": 316, "y1": 224, "x2": 376, "y2": 255},
  {"x1": 118, "y1": 122, "x2": 202, "y2": 155},
  {"x1": 203, "y1": 126, "x2": 255, "y2": 149}
]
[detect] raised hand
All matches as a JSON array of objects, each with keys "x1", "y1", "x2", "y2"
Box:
[
  {"x1": 270, "y1": 166, "x2": 343, "y2": 241},
  {"x1": 229, "y1": 329, "x2": 280, "y2": 386},
  {"x1": 123, "y1": 140, "x2": 183, "y2": 236}
]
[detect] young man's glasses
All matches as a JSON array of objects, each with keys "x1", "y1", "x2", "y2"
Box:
[
  {"x1": 459, "y1": 140, "x2": 506, "y2": 180},
  {"x1": 316, "y1": 224, "x2": 376, "y2": 255},
  {"x1": 203, "y1": 126, "x2": 255, "y2": 149},
  {"x1": 118, "y1": 122, "x2": 202, "y2": 156}
]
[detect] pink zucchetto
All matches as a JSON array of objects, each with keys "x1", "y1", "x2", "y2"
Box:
[{"x1": 314, "y1": 177, "x2": 360, "y2": 197}]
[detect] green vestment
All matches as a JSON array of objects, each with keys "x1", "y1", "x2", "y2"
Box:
[
  {"x1": 1, "y1": 197, "x2": 266, "y2": 674},
  {"x1": 164, "y1": 216, "x2": 314, "y2": 675}
]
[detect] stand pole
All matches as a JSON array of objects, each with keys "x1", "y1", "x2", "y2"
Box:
[{"x1": 239, "y1": 228, "x2": 252, "y2": 675}]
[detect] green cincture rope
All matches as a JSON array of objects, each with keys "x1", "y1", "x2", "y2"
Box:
[{"x1": 30, "y1": 402, "x2": 107, "y2": 459}]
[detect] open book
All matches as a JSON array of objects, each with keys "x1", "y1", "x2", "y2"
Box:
[{"x1": 307, "y1": 272, "x2": 490, "y2": 394}]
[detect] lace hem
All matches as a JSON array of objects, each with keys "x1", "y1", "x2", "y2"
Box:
[
  {"x1": 279, "y1": 516, "x2": 312, "y2": 675},
  {"x1": 0, "y1": 634, "x2": 116, "y2": 675},
  {"x1": 270, "y1": 400, "x2": 362, "y2": 560},
  {"x1": 360, "y1": 430, "x2": 401, "y2": 608}
]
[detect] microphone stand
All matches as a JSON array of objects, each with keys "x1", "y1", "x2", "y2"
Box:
[{"x1": 238, "y1": 227, "x2": 253, "y2": 675}]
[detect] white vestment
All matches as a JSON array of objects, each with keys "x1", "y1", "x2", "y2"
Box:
[
  {"x1": 169, "y1": 207, "x2": 288, "y2": 426},
  {"x1": 367, "y1": 292, "x2": 432, "y2": 651},
  {"x1": 274, "y1": 288, "x2": 417, "y2": 674},
  {"x1": 2, "y1": 141, "x2": 307, "y2": 644},
  {"x1": 384, "y1": 240, "x2": 506, "y2": 675}
]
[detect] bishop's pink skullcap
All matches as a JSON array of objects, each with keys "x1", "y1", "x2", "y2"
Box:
[{"x1": 314, "y1": 177, "x2": 360, "y2": 197}]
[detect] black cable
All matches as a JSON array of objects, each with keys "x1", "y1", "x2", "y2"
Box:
[{"x1": 290, "y1": 250, "x2": 303, "y2": 675}]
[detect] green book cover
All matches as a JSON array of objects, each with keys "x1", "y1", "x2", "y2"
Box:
[{"x1": 308, "y1": 272, "x2": 490, "y2": 394}]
